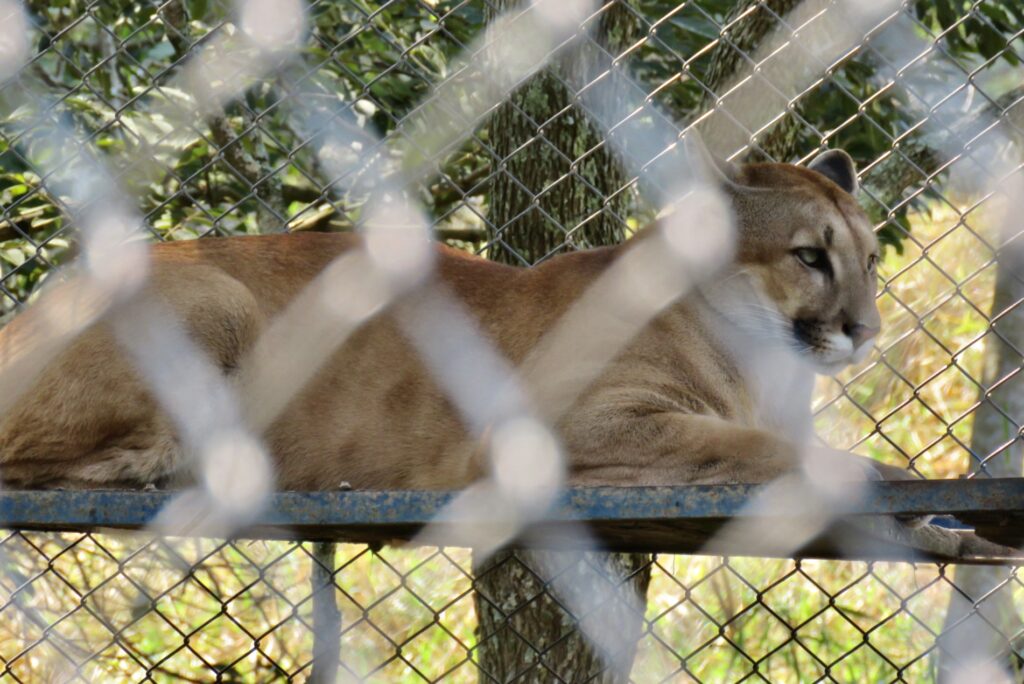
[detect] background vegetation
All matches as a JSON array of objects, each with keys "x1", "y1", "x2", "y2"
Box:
[{"x1": 0, "y1": 0, "x2": 1022, "y2": 681}]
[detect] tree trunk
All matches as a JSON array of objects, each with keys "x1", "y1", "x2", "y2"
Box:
[
  {"x1": 474, "y1": 3, "x2": 652, "y2": 683},
  {"x1": 937, "y1": 230, "x2": 1024, "y2": 680},
  {"x1": 483, "y1": 1, "x2": 637, "y2": 265},
  {"x1": 698, "y1": 0, "x2": 801, "y2": 162},
  {"x1": 473, "y1": 550, "x2": 652, "y2": 683}
]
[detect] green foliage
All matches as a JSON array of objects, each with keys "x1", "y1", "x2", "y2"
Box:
[
  {"x1": 2, "y1": 0, "x2": 1020, "y2": 313},
  {"x1": 916, "y1": 0, "x2": 1024, "y2": 66},
  {"x1": 629, "y1": 0, "x2": 737, "y2": 116}
]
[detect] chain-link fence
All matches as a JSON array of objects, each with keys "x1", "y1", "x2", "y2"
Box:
[
  {"x1": 1, "y1": 0, "x2": 1023, "y2": 681},
  {"x1": 0, "y1": 534, "x2": 1002, "y2": 682}
]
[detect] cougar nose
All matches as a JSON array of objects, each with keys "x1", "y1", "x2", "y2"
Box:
[{"x1": 843, "y1": 322, "x2": 879, "y2": 348}]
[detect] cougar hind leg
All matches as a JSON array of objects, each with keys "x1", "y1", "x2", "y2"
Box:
[
  {"x1": 0, "y1": 265, "x2": 263, "y2": 490},
  {"x1": 0, "y1": 323, "x2": 184, "y2": 488}
]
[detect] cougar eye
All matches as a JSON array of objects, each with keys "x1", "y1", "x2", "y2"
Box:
[
  {"x1": 867, "y1": 253, "x2": 879, "y2": 272},
  {"x1": 794, "y1": 247, "x2": 829, "y2": 273}
]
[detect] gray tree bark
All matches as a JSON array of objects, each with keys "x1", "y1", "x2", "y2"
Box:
[
  {"x1": 474, "y1": 2, "x2": 652, "y2": 683},
  {"x1": 483, "y1": 1, "x2": 638, "y2": 265},
  {"x1": 698, "y1": 0, "x2": 802, "y2": 162},
  {"x1": 937, "y1": 223, "x2": 1024, "y2": 680},
  {"x1": 924, "y1": 90, "x2": 1024, "y2": 681},
  {"x1": 473, "y1": 550, "x2": 653, "y2": 683}
]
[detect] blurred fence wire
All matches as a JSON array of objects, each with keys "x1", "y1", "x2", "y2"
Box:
[{"x1": 0, "y1": 0, "x2": 1023, "y2": 681}]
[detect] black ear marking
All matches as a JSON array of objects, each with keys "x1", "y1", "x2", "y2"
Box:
[{"x1": 808, "y1": 149, "x2": 858, "y2": 195}]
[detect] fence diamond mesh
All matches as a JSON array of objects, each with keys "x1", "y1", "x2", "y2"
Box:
[
  {"x1": 0, "y1": 0, "x2": 1023, "y2": 681},
  {"x1": 1, "y1": 536, "x2": 1012, "y2": 682}
]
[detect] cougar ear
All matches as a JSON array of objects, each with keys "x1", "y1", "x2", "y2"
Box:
[
  {"x1": 683, "y1": 129, "x2": 740, "y2": 187},
  {"x1": 808, "y1": 149, "x2": 858, "y2": 194}
]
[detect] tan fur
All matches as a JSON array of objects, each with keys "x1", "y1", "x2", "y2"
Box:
[{"x1": 0, "y1": 155, "x2": 902, "y2": 491}]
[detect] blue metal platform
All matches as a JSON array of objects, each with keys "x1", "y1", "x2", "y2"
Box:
[{"x1": 1, "y1": 479, "x2": 1022, "y2": 563}]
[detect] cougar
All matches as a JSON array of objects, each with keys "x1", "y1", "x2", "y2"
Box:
[{"x1": 0, "y1": 148, "x2": 911, "y2": 491}]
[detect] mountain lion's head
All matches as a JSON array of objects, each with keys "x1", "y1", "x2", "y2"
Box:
[{"x1": 703, "y1": 149, "x2": 881, "y2": 374}]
